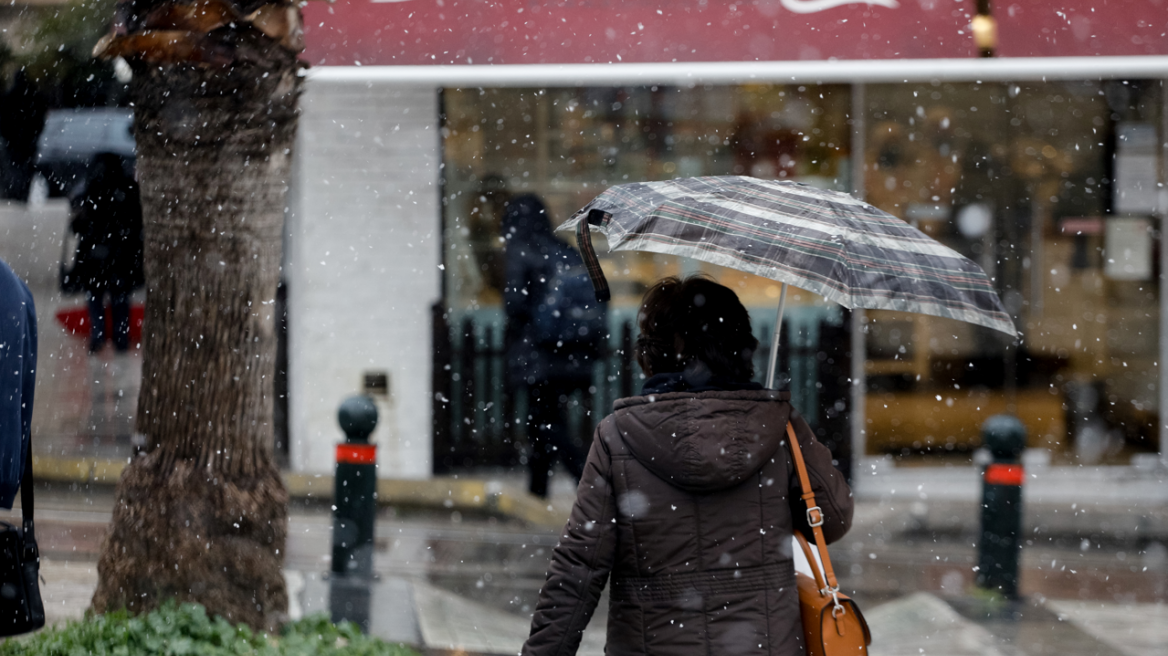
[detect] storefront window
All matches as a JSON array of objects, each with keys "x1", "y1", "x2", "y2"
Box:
[
  {"x1": 441, "y1": 84, "x2": 852, "y2": 308},
  {"x1": 438, "y1": 84, "x2": 853, "y2": 470},
  {"x1": 863, "y1": 80, "x2": 1162, "y2": 464},
  {"x1": 438, "y1": 79, "x2": 1163, "y2": 470}
]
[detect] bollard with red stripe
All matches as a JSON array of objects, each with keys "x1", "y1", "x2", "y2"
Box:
[
  {"x1": 330, "y1": 396, "x2": 379, "y2": 632},
  {"x1": 332, "y1": 395, "x2": 378, "y2": 580},
  {"x1": 976, "y1": 414, "x2": 1027, "y2": 599}
]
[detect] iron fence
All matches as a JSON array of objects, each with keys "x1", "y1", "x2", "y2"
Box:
[{"x1": 432, "y1": 304, "x2": 853, "y2": 477}]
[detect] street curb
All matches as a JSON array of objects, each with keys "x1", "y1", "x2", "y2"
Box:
[
  {"x1": 34, "y1": 454, "x2": 128, "y2": 484},
  {"x1": 283, "y1": 473, "x2": 567, "y2": 528},
  {"x1": 32, "y1": 455, "x2": 568, "y2": 529}
]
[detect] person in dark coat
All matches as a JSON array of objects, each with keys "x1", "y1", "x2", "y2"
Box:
[
  {"x1": 503, "y1": 194, "x2": 597, "y2": 499},
  {"x1": 521, "y1": 276, "x2": 854, "y2": 656},
  {"x1": 71, "y1": 153, "x2": 143, "y2": 353},
  {"x1": 0, "y1": 257, "x2": 36, "y2": 509}
]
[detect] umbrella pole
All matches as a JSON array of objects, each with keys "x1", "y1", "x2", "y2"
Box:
[{"x1": 765, "y1": 284, "x2": 788, "y2": 390}]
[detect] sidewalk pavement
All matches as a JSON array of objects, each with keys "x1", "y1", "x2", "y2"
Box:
[
  {"x1": 306, "y1": 574, "x2": 1168, "y2": 656},
  {"x1": 21, "y1": 478, "x2": 1168, "y2": 656},
  {"x1": 853, "y1": 456, "x2": 1168, "y2": 540},
  {"x1": 18, "y1": 419, "x2": 1168, "y2": 656},
  {"x1": 38, "y1": 558, "x2": 1164, "y2": 656}
]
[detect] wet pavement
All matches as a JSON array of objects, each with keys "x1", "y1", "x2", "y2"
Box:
[
  {"x1": 1045, "y1": 600, "x2": 1168, "y2": 656},
  {"x1": 8, "y1": 476, "x2": 1166, "y2": 655}
]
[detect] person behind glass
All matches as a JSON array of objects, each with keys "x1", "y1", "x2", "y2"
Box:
[
  {"x1": 0, "y1": 256, "x2": 35, "y2": 508},
  {"x1": 521, "y1": 276, "x2": 854, "y2": 656},
  {"x1": 502, "y1": 194, "x2": 599, "y2": 499},
  {"x1": 71, "y1": 153, "x2": 143, "y2": 354}
]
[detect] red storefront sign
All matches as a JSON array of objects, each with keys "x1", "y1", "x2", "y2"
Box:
[
  {"x1": 302, "y1": 0, "x2": 972, "y2": 66},
  {"x1": 303, "y1": 0, "x2": 1168, "y2": 68},
  {"x1": 998, "y1": 0, "x2": 1168, "y2": 58}
]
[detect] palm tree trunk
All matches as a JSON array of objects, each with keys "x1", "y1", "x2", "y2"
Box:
[{"x1": 91, "y1": 46, "x2": 301, "y2": 630}]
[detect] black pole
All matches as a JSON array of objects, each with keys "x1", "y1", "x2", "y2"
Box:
[
  {"x1": 619, "y1": 321, "x2": 634, "y2": 399},
  {"x1": 976, "y1": 414, "x2": 1027, "y2": 599},
  {"x1": 431, "y1": 303, "x2": 453, "y2": 474},
  {"x1": 817, "y1": 313, "x2": 853, "y2": 483},
  {"x1": 460, "y1": 317, "x2": 477, "y2": 451},
  {"x1": 329, "y1": 395, "x2": 379, "y2": 631}
]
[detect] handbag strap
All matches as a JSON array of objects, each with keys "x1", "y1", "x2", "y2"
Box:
[
  {"x1": 793, "y1": 531, "x2": 826, "y2": 590},
  {"x1": 786, "y1": 422, "x2": 839, "y2": 594}
]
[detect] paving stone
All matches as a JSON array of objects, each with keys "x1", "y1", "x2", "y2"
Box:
[
  {"x1": 412, "y1": 579, "x2": 604, "y2": 656},
  {"x1": 39, "y1": 558, "x2": 98, "y2": 626},
  {"x1": 866, "y1": 592, "x2": 1006, "y2": 656},
  {"x1": 946, "y1": 596, "x2": 1121, "y2": 656},
  {"x1": 301, "y1": 573, "x2": 422, "y2": 645},
  {"x1": 1045, "y1": 600, "x2": 1168, "y2": 656}
]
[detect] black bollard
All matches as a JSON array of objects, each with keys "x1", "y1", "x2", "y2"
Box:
[
  {"x1": 329, "y1": 395, "x2": 378, "y2": 631},
  {"x1": 976, "y1": 414, "x2": 1027, "y2": 599}
]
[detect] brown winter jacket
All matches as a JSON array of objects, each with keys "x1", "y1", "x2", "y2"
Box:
[{"x1": 521, "y1": 389, "x2": 854, "y2": 656}]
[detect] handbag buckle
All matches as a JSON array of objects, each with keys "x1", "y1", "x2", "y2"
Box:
[
  {"x1": 831, "y1": 597, "x2": 846, "y2": 619},
  {"x1": 830, "y1": 591, "x2": 848, "y2": 639},
  {"x1": 806, "y1": 506, "x2": 824, "y2": 527}
]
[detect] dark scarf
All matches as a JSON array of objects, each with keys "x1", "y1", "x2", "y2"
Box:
[{"x1": 641, "y1": 361, "x2": 764, "y2": 395}]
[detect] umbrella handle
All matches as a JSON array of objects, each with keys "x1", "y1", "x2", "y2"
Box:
[
  {"x1": 765, "y1": 283, "x2": 787, "y2": 390},
  {"x1": 576, "y1": 210, "x2": 611, "y2": 303}
]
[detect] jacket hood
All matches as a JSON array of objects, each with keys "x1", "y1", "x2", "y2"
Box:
[{"x1": 612, "y1": 389, "x2": 792, "y2": 493}]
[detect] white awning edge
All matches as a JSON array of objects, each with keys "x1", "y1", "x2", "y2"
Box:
[{"x1": 306, "y1": 56, "x2": 1168, "y2": 87}]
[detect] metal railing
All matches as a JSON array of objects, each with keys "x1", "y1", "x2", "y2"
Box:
[{"x1": 432, "y1": 305, "x2": 852, "y2": 476}]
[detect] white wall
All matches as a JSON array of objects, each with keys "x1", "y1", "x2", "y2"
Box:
[{"x1": 288, "y1": 80, "x2": 440, "y2": 478}]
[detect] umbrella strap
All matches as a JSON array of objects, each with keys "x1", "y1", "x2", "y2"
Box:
[{"x1": 577, "y1": 209, "x2": 611, "y2": 303}]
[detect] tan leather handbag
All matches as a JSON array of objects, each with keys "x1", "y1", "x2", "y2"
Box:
[{"x1": 786, "y1": 423, "x2": 871, "y2": 656}]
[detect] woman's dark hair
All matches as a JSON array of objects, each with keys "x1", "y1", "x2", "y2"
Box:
[{"x1": 634, "y1": 276, "x2": 758, "y2": 381}]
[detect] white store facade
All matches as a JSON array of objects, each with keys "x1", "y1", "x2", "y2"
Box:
[{"x1": 284, "y1": 1, "x2": 1168, "y2": 478}]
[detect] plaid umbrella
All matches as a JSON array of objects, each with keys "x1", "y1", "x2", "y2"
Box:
[{"x1": 561, "y1": 176, "x2": 1015, "y2": 382}]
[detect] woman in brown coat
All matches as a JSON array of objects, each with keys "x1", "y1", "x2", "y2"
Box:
[{"x1": 522, "y1": 276, "x2": 854, "y2": 656}]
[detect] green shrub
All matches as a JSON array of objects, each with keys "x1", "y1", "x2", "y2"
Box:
[{"x1": 0, "y1": 601, "x2": 419, "y2": 656}]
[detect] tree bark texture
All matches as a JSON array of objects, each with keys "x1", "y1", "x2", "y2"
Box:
[{"x1": 91, "y1": 41, "x2": 301, "y2": 630}]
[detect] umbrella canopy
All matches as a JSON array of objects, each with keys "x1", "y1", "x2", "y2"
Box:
[{"x1": 562, "y1": 175, "x2": 1016, "y2": 338}]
